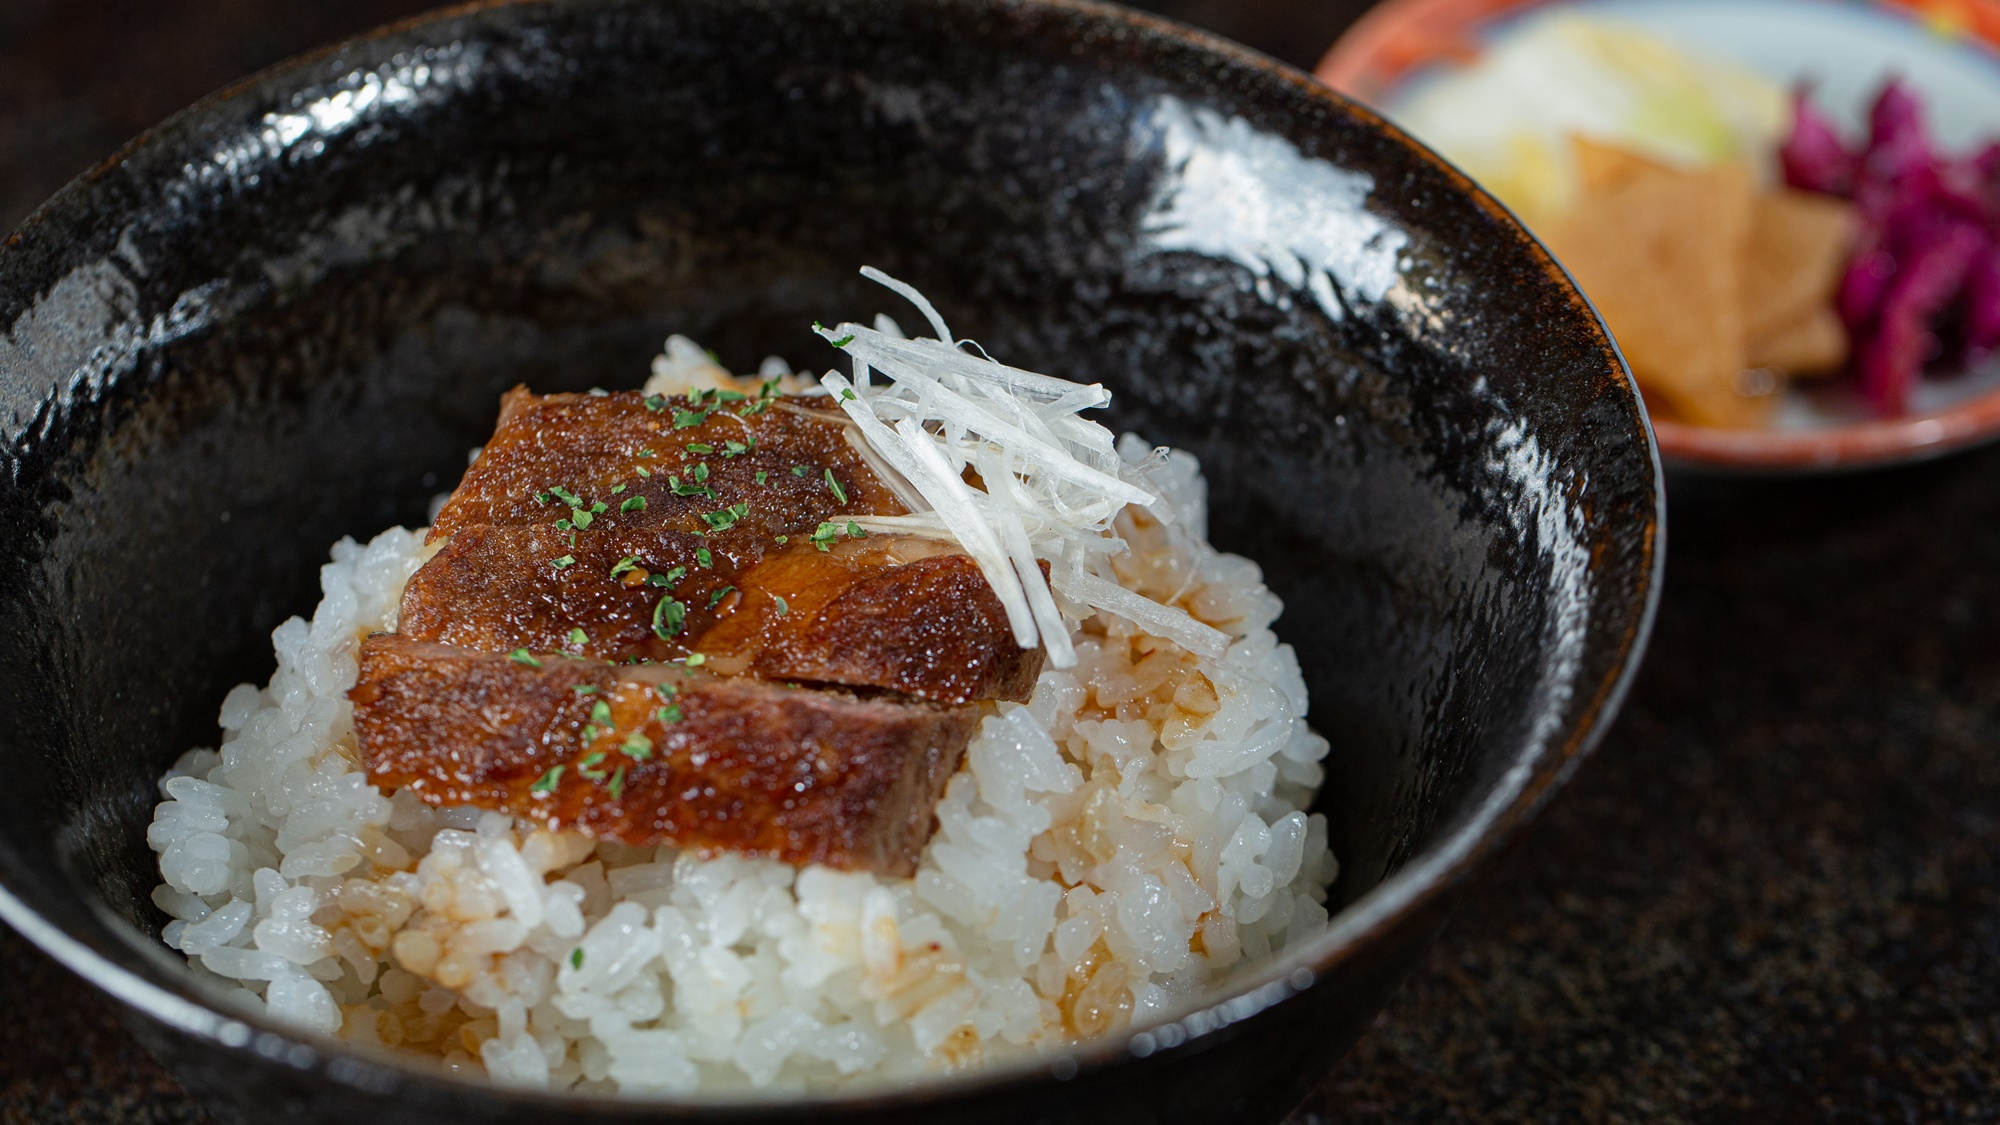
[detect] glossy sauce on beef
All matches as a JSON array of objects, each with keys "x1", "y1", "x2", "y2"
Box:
[{"x1": 352, "y1": 637, "x2": 973, "y2": 875}]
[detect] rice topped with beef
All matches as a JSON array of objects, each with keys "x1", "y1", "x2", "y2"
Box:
[{"x1": 145, "y1": 326, "x2": 1336, "y2": 1094}]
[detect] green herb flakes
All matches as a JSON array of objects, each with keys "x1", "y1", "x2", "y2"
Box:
[
  {"x1": 684, "y1": 653, "x2": 707, "y2": 668},
  {"x1": 653, "y1": 595, "x2": 687, "y2": 639},
  {"x1": 509, "y1": 649, "x2": 542, "y2": 668},
  {"x1": 608, "y1": 767, "x2": 626, "y2": 799},
  {"x1": 708, "y1": 586, "x2": 737, "y2": 609},
  {"x1": 553, "y1": 555, "x2": 577, "y2": 570},
  {"x1": 792, "y1": 465, "x2": 809, "y2": 477},
  {"x1": 825, "y1": 469, "x2": 848, "y2": 504},
  {"x1": 578, "y1": 751, "x2": 609, "y2": 781},
  {"x1": 696, "y1": 548, "x2": 713, "y2": 569},
  {"x1": 621, "y1": 496, "x2": 646, "y2": 513},
  {"x1": 530, "y1": 765, "x2": 564, "y2": 793},
  {"x1": 590, "y1": 700, "x2": 612, "y2": 724},
  {"x1": 569, "y1": 948, "x2": 584, "y2": 969},
  {"x1": 756, "y1": 470, "x2": 769, "y2": 485},
  {"x1": 673, "y1": 410, "x2": 708, "y2": 430},
  {"x1": 550, "y1": 486, "x2": 584, "y2": 507},
  {"x1": 572, "y1": 684, "x2": 598, "y2": 695},
  {"x1": 656, "y1": 704, "x2": 683, "y2": 724},
  {"x1": 643, "y1": 394, "x2": 668, "y2": 413},
  {"x1": 569, "y1": 627, "x2": 589, "y2": 647},
  {"x1": 570, "y1": 507, "x2": 595, "y2": 530},
  {"x1": 687, "y1": 442, "x2": 715, "y2": 454},
  {"x1": 830, "y1": 334, "x2": 856, "y2": 348},
  {"x1": 610, "y1": 556, "x2": 642, "y2": 579},
  {"x1": 636, "y1": 466, "x2": 652, "y2": 478},
  {"x1": 610, "y1": 483, "x2": 627, "y2": 495},
  {"x1": 620, "y1": 732, "x2": 653, "y2": 761},
  {"x1": 774, "y1": 595, "x2": 789, "y2": 616}
]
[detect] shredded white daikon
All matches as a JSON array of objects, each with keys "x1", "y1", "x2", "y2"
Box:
[{"x1": 812, "y1": 269, "x2": 1229, "y2": 667}]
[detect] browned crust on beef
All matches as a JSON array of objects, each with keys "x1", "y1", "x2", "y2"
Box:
[
  {"x1": 400, "y1": 387, "x2": 1039, "y2": 704},
  {"x1": 349, "y1": 635, "x2": 974, "y2": 875}
]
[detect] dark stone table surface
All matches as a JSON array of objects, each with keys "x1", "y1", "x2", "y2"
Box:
[{"x1": 5, "y1": 2, "x2": 1999, "y2": 1122}]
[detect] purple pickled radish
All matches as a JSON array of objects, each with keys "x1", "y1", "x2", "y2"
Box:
[
  {"x1": 1963, "y1": 242, "x2": 2000, "y2": 358},
  {"x1": 1866, "y1": 80, "x2": 1931, "y2": 188},
  {"x1": 1840, "y1": 249, "x2": 1898, "y2": 327},
  {"x1": 1782, "y1": 88, "x2": 1857, "y2": 193},
  {"x1": 1858, "y1": 221, "x2": 1983, "y2": 414}
]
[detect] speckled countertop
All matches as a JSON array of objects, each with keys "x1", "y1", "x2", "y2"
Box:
[{"x1": 4, "y1": 3, "x2": 1999, "y2": 1123}]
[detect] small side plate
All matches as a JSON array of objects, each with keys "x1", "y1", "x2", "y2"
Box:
[{"x1": 1320, "y1": 0, "x2": 2000, "y2": 472}]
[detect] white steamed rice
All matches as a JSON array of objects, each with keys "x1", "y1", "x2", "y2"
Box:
[{"x1": 146, "y1": 355, "x2": 1336, "y2": 1095}]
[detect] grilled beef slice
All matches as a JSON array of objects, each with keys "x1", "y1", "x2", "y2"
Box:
[{"x1": 350, "y1": 636, "x2": 975, "y2": 876}]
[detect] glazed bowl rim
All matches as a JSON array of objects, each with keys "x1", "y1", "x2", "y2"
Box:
[{"x1": 0, "y1": 0, "x2": 1666, "y2": 1110}]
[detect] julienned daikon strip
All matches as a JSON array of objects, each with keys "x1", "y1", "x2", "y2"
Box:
[
  {"x1": 1052, "y1": 568, "x2": 1230, "y2": 661},
  {"x1": 811, "y1": 267, "x2": 1228, "y2": 668},
  {"x1": 816, "y1": 327, "x2": 1153, "y2": 506},
  {"x1": 820, "y1": 372, "x2": 1039, "y2": 651}
]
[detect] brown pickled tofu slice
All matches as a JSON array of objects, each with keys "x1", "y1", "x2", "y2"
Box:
[
  {"x1": 402, "y1": 387, "x2": 1042, "y2": 703},
  {"x1": 349, "y1": 636, "x2": 975, "y2": 876}
]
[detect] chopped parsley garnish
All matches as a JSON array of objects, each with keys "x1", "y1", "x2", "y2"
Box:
[
  {"x1": 572, "y1": 684, "x2": 598, "y2": 694},
  {"x1": 668, "y1": 475, "x2": 714, "y2": 500},
  {"x1": 581, "y1": 724, "x2": 599, "y2": 742},
  {"x1": 530, "y1": 765, "x2": 564, "y2": 793},
  {"x1": 696, "y1": 547, "x2": 713, "y2": 569},
  {"x1": 672, "y1": 410, "x2": 708, "y2": 430},
  {"x1": 830, "y1": 334, "x2": 856, "y2": 348},
  {"x1": 637, "y1": 448, "x2": 657, "y2": 458},
  {"x1": 570, "y1": 948, "x2": 584, "y2": 969},
  {"x1": 755, "y1": 470, "x2": 768, "y2": 485},
  {"x1": 824, "y1": 469, "x2": 848, "y2": 504},
  {"x1": 620, "y1": 732, "x2": 653, "y2": 761},
  {"x1": 534, "y1": 491, "x2": 550, "y2": 505},
  {"x1": 693, "y1": 463, "x2": 710, "y2": 483},
  {"x1": 556, "y1": 518, "x2": 572, "y2": 532},
  {"x1": 653, "y1": 595, "x2": 687, "y2": 639},
  {"x1": 570, "y1": 507, "x2": 595, "y2": 530},
  {"x1": 621, "y1": 496, "x2": 646, "y2": 513},
  {"x1": 792, "y1": 465, "x2": 808, "y2": 477},
  {"x1": 509, "y1": 649, "x2": 542, "y2": 668},
  {"x1": 549, "y1": 486, "x2": 584, "y2": 507},
  {"x1": 708, "y1": 586, "x2": 737, "y2": 609},
  {"x1": 553, "y1": 555, "x2": 576, "y2": 570},
  {"x1": 590, "y1": 501, "x2": 608, "y2": 514},
  {"x1": 654, "y1": 566, "x2": 687, "y2": 588},
  {"x1": 642, "y1": 394, "x2": 668, "y2": 413},
  {"x1": 568, "y1": 627, "x2": 589, "y2": 647},
  {"x1": 810, "y1": 521, "x2": 842, "y2": 551},
  {"x1": 760, "y1": 378, "x2": 781, "y2": 399},
  {"x1": 683, "y1": 653, "x2": 707, "y2": 668},
  {"x1": 687, "y1": 443, "x2": 714, "y2": 454},
  {"x1": 722, "y1": 440, "x2": 750, "y2": 457},
  {"x1": 839, "y1": 388, "x2": 858, "y2": 403},
  {"x1": 607, "y1": 767, "x2": 626, "y2": 799},
  {"x1": 590, "y1": 700, "x2": 612, "y2": 724},
  {"x1": 654, "y1": 683, "x2": 679, "y2": 700},
  {"x1": 701, "y1": 507, "x2": 740, "y2": 531},
  {"x1": 774, "y1": 595, "x2": 789, "y2": 616},
  {"x1": 656, "y1": 704, "x2": 683, "y2": 724},
  {"x1": 578, "y1": 751, "x2": 609, "y2": 781},
  {"x1": 610, "y1": 556, "x2": 642, "y2": 579},
  {"x1": 847, "y1": 521, "x2": 865, "y2": 538},
  {"x1": 610, "y1": 483, "x2": 627, "y2": 495},
  {"x1": 636, "y1": 466, "x2": 652, "y2": 478},
  {"x1": 774, "y1": 535, "x2": 788, "y2": 546}
]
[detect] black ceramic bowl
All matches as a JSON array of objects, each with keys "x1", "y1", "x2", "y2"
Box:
[{"x1": 0, "y1": 1, "x2": 1662, "y2": 1121}]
